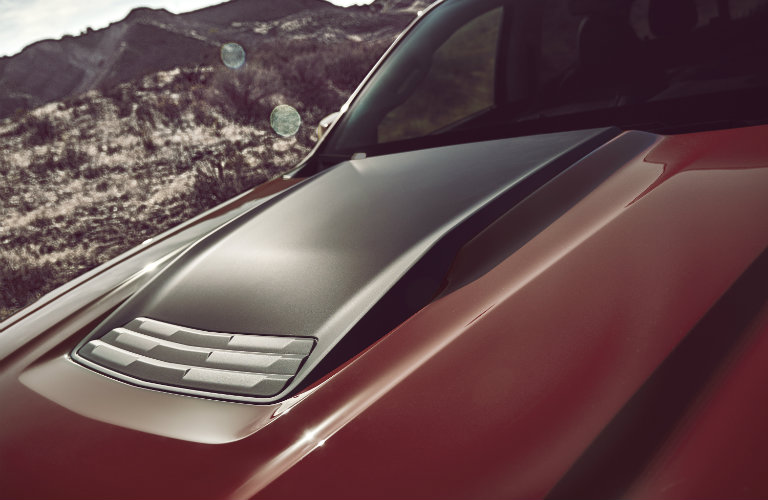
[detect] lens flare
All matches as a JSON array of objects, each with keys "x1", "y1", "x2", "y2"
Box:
[
  {"x1": 220, "y1": 42, "x2": 246, "y2": 69},
  {"x1": 270, "y1": 105, "x2": 302, "y2": 137}
]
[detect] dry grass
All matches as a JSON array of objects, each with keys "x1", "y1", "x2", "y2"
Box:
[{"x1": 0, "y1": 36, "x2": 391, "y2": 322}]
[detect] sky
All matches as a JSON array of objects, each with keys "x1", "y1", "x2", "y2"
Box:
[{"x1": 0, "y1": 0, "x2": 374, "y2": 58}]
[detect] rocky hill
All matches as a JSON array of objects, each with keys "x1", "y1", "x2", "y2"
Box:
[
  {"x1": 0, "y1": 0, "x2": 428, "y2": 117},
  {"x1": 0, "y1": 0, "x2": 430, "y2": 322}
]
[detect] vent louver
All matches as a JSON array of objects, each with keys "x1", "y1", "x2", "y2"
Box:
[{"x1": 75, "y1": 318, "x2": 315, "y2": 400}]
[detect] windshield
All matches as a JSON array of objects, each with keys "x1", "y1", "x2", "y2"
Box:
[{"x1": 321, "y1": 0, "x2": 768, "y2": 160}]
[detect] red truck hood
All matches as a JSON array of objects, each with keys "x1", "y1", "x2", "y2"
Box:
[{"x1": 1, "y1": 125, "x2": 768, "y2": 499}]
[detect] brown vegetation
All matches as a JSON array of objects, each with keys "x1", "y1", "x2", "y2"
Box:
[{"x1": 0, "y1": 36, "x2": 391, "y2": 322}]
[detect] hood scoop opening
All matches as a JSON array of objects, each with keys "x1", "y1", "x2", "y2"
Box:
[{"x1": 74, "y1": 317, "x2": 315, "y2": 401}]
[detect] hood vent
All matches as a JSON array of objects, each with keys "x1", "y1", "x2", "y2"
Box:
[{"x1": 74, "y1": 318, "x2": 315, "y2": 400}]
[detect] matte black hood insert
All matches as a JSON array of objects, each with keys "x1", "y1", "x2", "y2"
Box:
[{"x1": 74, "y1": 128, "x2": 617, "y2": 402}]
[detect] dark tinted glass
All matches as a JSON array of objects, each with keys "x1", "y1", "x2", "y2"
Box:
[
  {"x1": 323, "y1": 0, "x2": 768, "y2": 158},
  {"x1": 378, "y1": 7, "x2": 502, "y2": 143}
]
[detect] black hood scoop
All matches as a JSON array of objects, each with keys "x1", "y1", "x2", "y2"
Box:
[{"x1": 73, "y1": 128, "x2": 617, "y2": 402}]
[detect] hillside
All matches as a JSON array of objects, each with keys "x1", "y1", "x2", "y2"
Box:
[
  {"x1": 0, "y1": 0, "x2": 429, "y2": 321},
  {"x1": 0, "y1": 0, "x2": 426, "y2": 117}
]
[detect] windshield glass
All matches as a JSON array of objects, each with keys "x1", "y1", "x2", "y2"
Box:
[{"x1": 322, "y1": 0, "x2": 768, "y2": 159}]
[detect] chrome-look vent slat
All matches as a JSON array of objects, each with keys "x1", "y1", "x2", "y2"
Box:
[
  {"x1": 125, "y1": 317, "x2": 314, "y2": 355},
  {"x1": 80, "y1": 342, "x2": 292, "y2": 395},
  {"x1": 101, "y1": 329, "x2": 303, "y2": 374},
  {"x1": 75, "y1": 317, "x2": 315, "y2": 399}
]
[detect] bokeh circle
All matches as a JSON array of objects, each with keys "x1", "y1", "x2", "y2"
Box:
[
  {"x1": 220, "y1": 43, "x2": 246, "y2": 69},
  {"x1": 270, "y1": 105, "x2": 302, "y2": 137}
]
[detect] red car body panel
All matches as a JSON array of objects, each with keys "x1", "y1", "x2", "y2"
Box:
[{"x1": 1, "y1": 125, "x2": 768, "y2": 498}]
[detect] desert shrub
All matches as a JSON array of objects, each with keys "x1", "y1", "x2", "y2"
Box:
[
  {"x1": 66, "y1": 94, "x2": 97, "y2": 120},
  {"x1": 26, "y1": 144, "x2": 88, "y2": 179},
  {"x1": 191, "y1": 143, "x2": 266, "y2": 208},
  {"x1": 104, "y1": 84, "x2": 134, "y2": 118},
  {"x1": 282, "y1": 52, "x2": 329, "y2": 94},
  {"x1": 95, "y1": 179, "x2": 110, "y2": 192},
  {"x1": 156, "y1": 95, "x2": 182, "y2": 128},
  {"x1": 84, "y1": 98, "x2": 108, "y2": 120},
  {"x1": 206, "y1": 66, "x2": 284, "y2": 124},
  {"x1": 324, "y1": 39, "x2": 391, "y2": 91},
  {"x1": 139, "y1": 72, "x2": 163, "y2": 91},
  {"x1": 0, "y1": 256, "x2": 58, "y2": 312},
  {"x1": 139, "y1": 130, "x2": 158, "y2": 152},
  {"x1": 21, "y1": 114, "x2": 59, "y2": 146},
  {"x1": 171, "y1": 66, "x2": 209, "y2": 91},
  {"x1": 77, "y1": 126, "x2": 95, "y2": 141},
  {"x1": 0, "y1": 156, "x2": 10, "y2": 177},
  {"x1": 81, "y1": 164, "x2": 102, "y2": 180},
  {"x1": 190, "y1": 101, "x2": 218, "y2": 127},
  {"x1": 68, "y1": 94, "x2": 89, "y2": 108},
  {"x1": 192, "y1": 37, "x2": 394, "y2": 130},
  {"x1": 27, "y1": 149, "x2": 58, "y2": 178},
  {"x1": 29, "y1": 216, "x2": 49, "y2": 229},
  {"x1": 0, "y1": 179, "x2": 12, "y2": 200},
  {"x1": 105, "y1": 142, "x2": 121, "y2": 155},
  {"x1": 17, "y1": 194, "x2": 38, "y2": 213},
  {"x1": 16, "y1": 163, "x2": 31, "y2": 184},
  {"x1": 221, "y1": 38, "x2": 391, "y2": 125},
  {"x1": 136, "y1": 105, "x2": 156, "y2": 128},
  {"x1": 59, "y1": 143, "x2": 89, "y2": 172},
  {"x1": 283, "y1": 54, "x2": 342, "y2": 111}
]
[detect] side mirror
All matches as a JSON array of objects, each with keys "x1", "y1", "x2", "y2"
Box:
[{"x1": 316, "y1": 111, "x2": 340, "y2": 141}]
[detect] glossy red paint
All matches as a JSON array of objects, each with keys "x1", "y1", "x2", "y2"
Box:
[
  {"x1": 254, "y1": 125, "x2": 768, "y2": 498},
  {"x1": 624, "y1": 300, "x2": 768, "y2": 499},
  {"x1": 1, "y1": 126, "x2": 767, "y2": 498}
]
